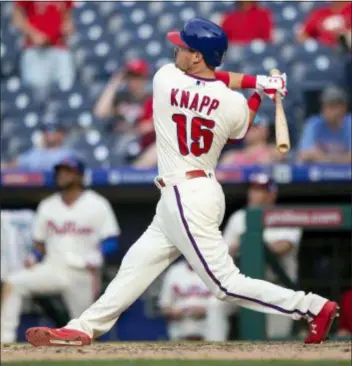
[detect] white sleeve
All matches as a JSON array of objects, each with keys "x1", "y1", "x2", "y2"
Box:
[
  {"x1": 33, "y1": 202, "x2": 47, "y2": 242},
  {"x1": 99, "y1": 200, "x2": 121, "y2": 239},
  {"x1": 265, "y1": 228, "x2": 303, "y2": 249},
  {"x1": 228, "y1": 93, "x2": 250, "y2": 140},
  {"x1": 223, "y1": 211, "x2": 246, "y2": 248},
  {"x1": 159, "y1": 268, "x2": 176, "y2": 308}
]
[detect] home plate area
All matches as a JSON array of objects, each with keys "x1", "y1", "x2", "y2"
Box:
[{"x1": 1, "y1": 341, "x2": 351, "y2": 363}]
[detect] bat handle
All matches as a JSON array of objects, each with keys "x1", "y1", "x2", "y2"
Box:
[
  {"x1": 270, "y1": 69, "x2": 290, "y2": 154},
  {"x1": 270, "y1": 68, "x2": 281, "y2": 76}
]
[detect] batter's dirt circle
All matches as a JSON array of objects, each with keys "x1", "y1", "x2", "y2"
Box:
[{"x1": 1, "y1": 341, "x2": 351, "y2": 362}]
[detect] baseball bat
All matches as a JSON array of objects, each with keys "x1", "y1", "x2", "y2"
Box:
[{"x1": 270, "y1": 69, "x2": 290, "y2": 154}]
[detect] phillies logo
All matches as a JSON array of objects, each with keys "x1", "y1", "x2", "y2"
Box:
[
  {"x1": 173, "y1": 285, "x2": 211, "y2": 298},
  {"x1": 47, "y1": 221, "x2": 94, "y2": 235}
]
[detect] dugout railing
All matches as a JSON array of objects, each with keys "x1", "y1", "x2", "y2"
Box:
[{"x1": 239, "y1": 205, "x2": 352, "y2": 340}]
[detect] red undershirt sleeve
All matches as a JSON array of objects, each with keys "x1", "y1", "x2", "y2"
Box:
[{"x1": 215, "y1": 71, "x2": 230, "y2": 87}]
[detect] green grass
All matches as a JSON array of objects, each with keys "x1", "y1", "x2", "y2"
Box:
[{"x1": 2, "y1": 361, "x2": 350, "y2": 366}]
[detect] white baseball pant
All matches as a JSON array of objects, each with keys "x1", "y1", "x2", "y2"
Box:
[
  {"x1": 66, "y1": 175, "x2": 327, "y2": 339},
  {"x1": 1, "y1": 262, "x2": 96, "y2": 343}
]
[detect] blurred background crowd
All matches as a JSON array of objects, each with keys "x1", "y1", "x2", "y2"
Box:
[
  {"x1": 1, "y1": 0, "x2": 351, "y2": 170},
  {"x1": 1, "y1": 1, "x2": 351, "y2": 344}
]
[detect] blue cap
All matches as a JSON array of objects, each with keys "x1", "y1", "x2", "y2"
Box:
[
  {"x1": 54, "y1": 156, "x2": 85, "y2": 175},
  {"x1": 249, "y1": 173, "x2": 277, "y2": 192},
  {"x1": 167, "y1": 18, "x2": 228, "y2": 67}
]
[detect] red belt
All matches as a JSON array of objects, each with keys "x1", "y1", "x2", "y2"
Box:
[{"x1": 158, "y1": 169, "x2": 208, "y2": 188}]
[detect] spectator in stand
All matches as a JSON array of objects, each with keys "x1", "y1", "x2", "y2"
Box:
[
  {"x1": 94, "y1": 59, "x2": 154, "y2": 166},
  {"x1": 220, "y1": 115, "x2": 285, "y2": 166},
  {"x1": 5, "y1": 123, "x2": 77, "y2": 171},
  {"x1": 13, "y1": 1, "x2": 75, "y2": 98},
  {"x1": 298, "y1": 86, "x2": 351, "y2": 164},
  {"x1": 132, "y1": 97, "x2": 158, "y2": 168},
  {"x1": 220, "y1": 1, "x2": 273, "y2": 45},
  {"x1": 94, "y1": 59, "x2": 151, "y2": 133},
  {"x1": 297, "y1": 1, "x2": 351, "y2": 47}
]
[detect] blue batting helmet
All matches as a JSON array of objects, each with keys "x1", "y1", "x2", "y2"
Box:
[
  {"x1": 167, "y1": 18, "x2": 228, "y2": 67},
  {"x1": 54, "y1": 156, "x2": 85, "y2": 175}
]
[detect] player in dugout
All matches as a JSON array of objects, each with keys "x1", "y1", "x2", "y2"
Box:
[
  {"x1": 159, "y1": 258, "x2": 215, "y2": 341},
  {"x1": 1, "y1": 156, "x2": 120, "y2": 344}
]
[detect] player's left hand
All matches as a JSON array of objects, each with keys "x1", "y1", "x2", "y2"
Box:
[{"x1": 256, "y1": 73, "x2": 288, "y2": 101}]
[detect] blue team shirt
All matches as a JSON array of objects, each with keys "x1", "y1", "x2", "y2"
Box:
[
  {"x1": 17, "y1": 147, "x2": 77, "y2": 171},
  {"x1": 298, "y1": 114, "x2": 352, "y2": 155}
]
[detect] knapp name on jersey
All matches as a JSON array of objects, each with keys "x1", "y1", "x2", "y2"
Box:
[{"x1": 171, "y1": 88, "x2": 220, "y2": 116}]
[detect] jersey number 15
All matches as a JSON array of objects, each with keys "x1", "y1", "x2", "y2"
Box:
[{"x1": 172, "y1": 114, "x2": 215, "y2": 157}]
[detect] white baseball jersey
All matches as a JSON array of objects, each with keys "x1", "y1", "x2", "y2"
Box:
[
  {"x1": 153, "y1": 64, "x2": 249, "y2": 175},
  {"x1": 159, "y1": 260, "x2": 213, "y2": 340},
  {"x1": 223, "y1": 209, "x2": 302, "y2": 281},
  {"x1": 33, "y1": 189, "x2": 120, "y2": 268}
]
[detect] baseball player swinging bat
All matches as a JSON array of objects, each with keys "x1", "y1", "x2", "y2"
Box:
[
  {"x1": 270, "y1": 69, "x2": 291, "y2": 154},
  {"x1": 25, "y1": 18, "x2": 338, "y2": 348}
]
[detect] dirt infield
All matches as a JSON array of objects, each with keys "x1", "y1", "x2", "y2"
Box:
[{"x1": 1, "y1": 341, "x2": 351, "y2": 362}]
